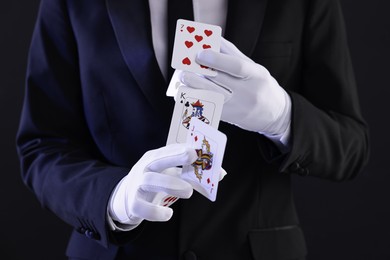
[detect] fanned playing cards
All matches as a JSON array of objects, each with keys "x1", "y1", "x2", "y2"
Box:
[{"x1": 162, "y1": 19, "x2": 227, "y2": 202}]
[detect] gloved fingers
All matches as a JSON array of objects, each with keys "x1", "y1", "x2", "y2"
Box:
[
  {"x1": 196, "y1": 50, "x2": 253, "y2": 79},
  {"x1": 220, "y1": 37, "x2": 253, "y2": 63},
  {"x1": 161, "y1": 167, "x2": 182, "y2": 177},
  {"x1": 144, "y1": 143, "x2": 197, "y2": 173},
  {"x1": 126, "y1": 215, "x2": 144, "y2": 225},
  {"x1": 203, "y1": 70, "x2": 242, "y2": 95},
  {"x1": 181, "y1": 71, "x2": 232, "y2": 102},
  {"x1": 131, "y1": 197, "x2": 174, "y2": 222},
  {"x1": 141, "y1": 172, "x2": 193, "y2": 199}
]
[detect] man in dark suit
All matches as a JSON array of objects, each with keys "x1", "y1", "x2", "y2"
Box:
[{"x1": 17, "y1": 0, "x2": 369, "y2": 259}]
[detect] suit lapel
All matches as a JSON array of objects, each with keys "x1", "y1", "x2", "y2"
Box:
[
  {"x1": 105, "y1": 0, "x2": 268, "y2": 122},
  {"x1": 224, "y1": 0, "x2": 269, "y2": 57},
  {"x1": 106, "y1": 0, "x2": 173, "y2": 122}
]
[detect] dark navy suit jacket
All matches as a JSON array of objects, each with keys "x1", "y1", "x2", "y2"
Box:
[{"x1": 17, "y1": 0, "x2": 369, "y2": 259}]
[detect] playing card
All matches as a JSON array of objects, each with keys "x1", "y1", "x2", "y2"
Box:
[
  {"x1": 166, "y1": 69, "x2": 185, "y2": 97},
  {"x1": 171, "y1": 19, "x2": 222, "y2": 76},
  {"x1": 152, "y1": 192, "x2": 179, "y2": 207},
  {"x1": 166, "y1": 86, "x2": 224, "y2": 145},
  {"x1": 182, "y1": 118, "x2": 227, "y2": 201}
]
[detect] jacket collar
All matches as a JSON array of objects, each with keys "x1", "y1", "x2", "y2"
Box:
[
  {"x1": 106, "y1": 0, "x2": 173, "y2": 123},
  {"x1": 106, "y1": 0, "x2": 268, "y2": 119},
  {"x1": 225, "y1": 0, "x2": 268, "y2": 57}
]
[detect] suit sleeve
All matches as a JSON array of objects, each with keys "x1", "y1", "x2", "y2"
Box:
[
  {"x1": 267, "y1": 0, "x2": 369, "y2": 181},
  {"x1": 16, "y1": 0, "x2": 139, "y2": 247}
]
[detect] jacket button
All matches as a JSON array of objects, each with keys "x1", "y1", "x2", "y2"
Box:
[
  {"x1": 84, "y1": 229, "x2": 94, "y2": 239},
  {"x1": 78, "y1": 227, "x2": 86, "y2": 234},
  {"x1": 298, "y1": 167, "x2": 309, "y2": 176},
  {"x1": 288, "y1": 162, "x2": 300, "y2": 172},
  {"x1": 84, "y1": 229, "x2": 100, "y2": 240},
  {"x1": 183, "y1": 250, "x2": 197, "y2": 260}
]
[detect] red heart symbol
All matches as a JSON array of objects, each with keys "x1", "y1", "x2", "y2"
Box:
[
  {"x1": 187, "y1": 26, "x2": 195, "y2": 33},
  {"x1": 207, "y1": 178, "x2": 210, "y2": 184},
  {"x1": 195, "y1": 35, "x2": 203, "y2": 42},
  {"x1": 185, "y1": 41, "x2": 193, "y2": 48},
  {"x1": 182, "y1": 57, "x2": 191, "y2": 65},
  {"x1": 202, "y1": 44, "x2": 211, "y2": 49},
  {"x1": 204, "y1": 30, "x2": 213, "y2": 37}
]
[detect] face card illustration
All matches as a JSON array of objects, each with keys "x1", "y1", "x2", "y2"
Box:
[
  {"x1": 181, "y1": 118, "x2": 227, "y2": 201},
  {"x1": 167, "y1": 86, "x2": 224, "y2": 145},
  {"x1": 171, "y1": 19, "x2": 222, "y2": 76}
]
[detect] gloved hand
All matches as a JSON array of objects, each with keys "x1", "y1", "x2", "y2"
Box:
[
  {"x1": 181, "y1": 38, "x2": 291, "y2": 136},
  {"x1": 108, "y1": 143, "x2": 198, "y2": 226}
]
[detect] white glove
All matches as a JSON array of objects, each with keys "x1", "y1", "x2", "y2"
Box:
[
  {"x1": 108, "y1": 143, "x2": 197, "y2": 227},
  {"x1": 181, "y1": 38, "x2": 291, "y2": 136}
]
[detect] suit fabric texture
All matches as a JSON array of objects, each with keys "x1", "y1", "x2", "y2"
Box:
[{"x1": 17, "y1": 0, "x2": 369, "y2": 259}]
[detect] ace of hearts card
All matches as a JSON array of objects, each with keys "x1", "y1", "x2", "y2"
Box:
[
  {"x1": 171, "y1": 19, "x2": 222, "y2": 76},
  {"x1": 182, "y1": 118, "x2": 227, "y2": 201},
  {"x1": 166, "y1": 86, "x2": 224, "y2": 145}
]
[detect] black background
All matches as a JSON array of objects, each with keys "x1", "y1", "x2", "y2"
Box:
[{"x1": 1, "y1": 0, "x2": 389, "y2": 259}]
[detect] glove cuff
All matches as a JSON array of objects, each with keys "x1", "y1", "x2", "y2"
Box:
[
  {"x1": 260, "y1": 89, "x2": 292, "y2": 136},
  {"x1": 107, "y1": 209, "x2": 142, "y2": 232},
  {"x1": 108, "y1": 175, "x2": 143, "y2": 226}
]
